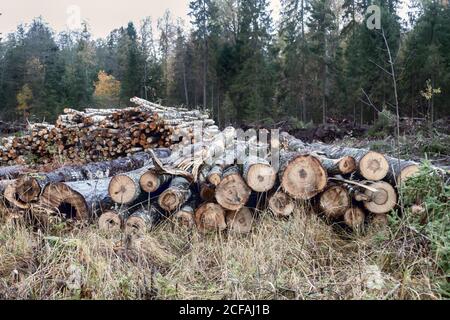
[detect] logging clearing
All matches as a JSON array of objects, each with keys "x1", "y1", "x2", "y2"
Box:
[{"x1": 0, "y1": 97, "x2": 447, "y2": 237}]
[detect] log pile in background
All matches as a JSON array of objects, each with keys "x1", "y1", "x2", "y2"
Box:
[
  {"x1": 0, "y1": 97, "x2": 434, "y2": 236},
  {"x1": 0, "y1": 98, "x2": 215, "y2": 165}
]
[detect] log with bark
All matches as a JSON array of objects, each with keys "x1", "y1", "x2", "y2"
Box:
[
  {"x1": 308, "y1": 143, "x2": 389, "y2": 181},
  {"x1": 158, "y1": 176, "x2": 192, "y2": 212},
  {"x1": 268, "y1": 191, "x2": 295, "y2": 218},
  {"x1": 344, "y1": 207, "x2": 366, "y2": 231},
  {"x1": 225, "y1": 207, "x2": 254, "y2": 234},
  {"x1": 98, "y1": 210, "x2": 128, "y2": 232},
  {"x1": 279, "y1": 151, "x2": 328, "y2": 200},
  {"x1": 194, "y1": 202, "x2": 227, "y2": 234},
  {"x1": 124, "y1": 205, "x2": 165, "y2": 235},
  {"x1": 215, "y1": 166, "x2": 251, "y2": 211},
  {"x1": 280, "y1": 132, "x2": 357, "y2": 176},
  {"x1": 242, "y1": 156, "x2": 276, "y2": 193},
  {"x1": 15, "y1": 149, "x2": 170, "y2": 203},
  {"x1": 319, "y1": 185, "x2": 351, "y2": 219},
  {"x1": 40, "y1": 176, "x2": 113, "y2": 220}
]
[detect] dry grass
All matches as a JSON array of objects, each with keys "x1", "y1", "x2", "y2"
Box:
[{"x1": 0, "y1": 202, "x2": 443, "y2": 300}]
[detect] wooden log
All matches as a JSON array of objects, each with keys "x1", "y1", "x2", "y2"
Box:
[
  {"x1": 139, "y1": 169, "x2": 171, "y2": 193},
  {"x1": 0, "y1": 165, "x2": 28, "y2": 179},
  {"x1": 362, "y1": 181, "x2": 397, "y2": 214},
  {"x1": 309, "y1": 143, "x2": 389, "y2": 181},
  {"x1": 98, "y1": 210, "x2": 127, "y2": 232},
  {"x1": 242, "y1": 157, "x2": 276, "y2": 193},
  {"x1": 215, "y1": 166, "x2": 251, "y2": 211},
  {"x1": 207, "y1": 164, "x2": 224, "y2": 186},
  {"x1": 16, "y1": 149, "x2": 171, "y2": 203},
  {"x1": 319, "y1": 185, "x2": 351, "y2": 219},
  {"x1": 225, "y1": 207, "x2": 253, "y2": 234},
  {"x1": 384, "y1": 157, "x2": 420, "y2": 186},
  {"x1": 268, "y1": 191, "x2": 295, "y2": 218},
  {"x1": 108, "y1": 167, "x2": 147, "y2": 205},
  {"x1": 279, "y1": 151, "x2": 328, "y2": 200},
  {"x1": 280, "y1": 132, "x2": 357, "y2": 175},
  {"x1": 40, "y1": 177, "x2": 113, "y2": 220},
  {"x1": 3, "y1": 182, "x2": 30, "y2": 210},
  {"x1": 125, "y1": 206, "x2": 165, "y2": 236},
  {"x1": 0, "y1": 179, "x2": 15, "y2": 195},
  {"x1": 344, "y1": 207, "x2": 366, "y2": 231},
  {"x1": 158, "y1": 176, "x2": 192, "y2": 212},
  {"x1": 173, "y1": 199, "x2": 197, "y2": 229},
  {"x1": 199, "y1": 182, "x2": 216, "y2": 202},
  {"x1": 194, "y1": 203, "x2": 227, "y2": 234}
]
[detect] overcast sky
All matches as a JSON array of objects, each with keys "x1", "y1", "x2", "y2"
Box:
[
  {"x1": 1, "y1": 0, "x2": 409, "y2": 39},
  {"x1": 0, "y1": 0, "x2": 281, "y2": 39}
]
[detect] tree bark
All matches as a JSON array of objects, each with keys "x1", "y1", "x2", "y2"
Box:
[{"x1": 16, "y1": 149, "x2": 170, "y2": 203}]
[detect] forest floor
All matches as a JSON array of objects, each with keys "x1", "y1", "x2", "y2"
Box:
[{"x1": 0, "y1": 128, "x2": 448, "y2": 300}]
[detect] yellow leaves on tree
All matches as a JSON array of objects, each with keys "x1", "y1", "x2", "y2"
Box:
[
  {"x1": 94, "y1": 71, "x2": 121, "y2": 107},
  {"x1": 16, "y1": 84, "x2": 33, "y2": 119}
]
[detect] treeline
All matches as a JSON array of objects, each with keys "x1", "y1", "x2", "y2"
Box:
[{"x1": 0, "y1": 0, "x2": 449, "y2": 127}]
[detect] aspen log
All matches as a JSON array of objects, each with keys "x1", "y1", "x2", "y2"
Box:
[
  {"x1": 125, "y1": 206, "x2": 165, "y2": 235},
  {"x1": 98, "y1": 210, "x2": 128, "y2": 232},
  {"x1": 215, "y1": 166, "x2": 251, "y2": 211},
  {"x1": 280, "y1": 132, "x2": 357, "y2": 175},
  {"x1": 279, "y1": 151, "x2": 327, "y2": 200},
  {"x1": 16, "y1": 149, "x2": 170, "y2": 203},
  {"x1": 309, "y1": 143, "x2": 389, "y2": 181},
  {"x1": 140, "y1": 169, "x2": 171, "y2": 193},
  {"x1": 385, "y1": 157, "x2": 420, "y2": 186},
  {"x1": 173, "y1": 199, "x2": 197, "y2": 229},
  {"x1": 40, "y1": 177, "x2": 113, "y2": 220},
  {"x1": 158, "y1": 176, "x2": 192, "y2": 212},
  {"x1": 268, "y1": 191, "x2": 295, "y2": 218},
  {"x1": 319, "y1": 185, "x2": 351, "y2": 219},
  {"x1": 242, "y1": 156, "x2": 276, "y2": 193},
  {"x1": 362, "y1": 181, "x2": 397, "y2": 214},
  {"x1": 225, "y1": 207, "x2": 253, "y2": 234},
  {"x1": 194, "y1": 202, "x2": 227, "y2": 234}
]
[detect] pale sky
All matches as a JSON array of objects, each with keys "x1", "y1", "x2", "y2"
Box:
[
  {"x1": 0, "y1": 0, "x2": 410, "y2": 40},
  {"x1": 0, "y1": 0, "x2": 281, "y2": 39}
]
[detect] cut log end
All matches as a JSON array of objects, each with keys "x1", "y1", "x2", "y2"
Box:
[
  {"x1": 158, "y1": 191, "x2": 183, "y2": 212},
  {"x1": 215, "y1": 169, "x2": 251, "y2": 211},
  {"x1": 344, "y1": 207, "x2": 366, "y2": 231},
  {"x1": 195, "y1": 203, "x2": 227, "y2": 234},
  {"x1": 319, "y1": 186, "x2": 350, "y2": 219},
  {"x1": 398, "y1": 164, "x2": 420, "y2": 185},
  {"x1": 268, "y1": 191, "x2": 295, "y2": 218},
  {"x1": 174, "y1": 207, "x2": 195, "y2": 229},
  {"x1": 98, "y1": 211, "x2": 122, "y2": 232},
  {"x1": 4, "y1": 183, "x2": 30, "y2": 210},
  {"x1": 139, "y1": 171, "x2": 160, "y2": 193},
  {"x1": 16, "y1": 175, "x2": 40, "y2": 202},
  {"x1": 338, "y1": 156, "x2": 357, "y2": 175},
  {"x1": 245, "y1": 163, "x2": 276, "y2": 193},
  {"x1": 281, "y1": 155, "x2": 327, "y2": 200},
  {"x1": 226, "y1": 207, "x2": 253, "y2": 234},
  {"x1": 40, "y1": 183, "x2": 88, "y2": 220},
  {"x1": 125, "y1": 216, "x2": 147, "y2": 236},
  {"x1": 359, "y1": 151, "x2": 389, "y2": 181},
  {"x1": 109, "y1": 175, "x2": 139, "y2": 204},
  {"x1": 363, "y1": 181, "x2": 397, "y2": 214}
]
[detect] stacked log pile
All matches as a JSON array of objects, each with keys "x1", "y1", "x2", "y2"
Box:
[
  {"x1": 0, "y1": 97, "x2": 437, "y2": 236},
  {"x1": 0, "y1": 98, "x2": 215, "y2": 164}
]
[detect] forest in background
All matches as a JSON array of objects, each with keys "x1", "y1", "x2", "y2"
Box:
[{"x1": 0, "y1": 0, "x2": 449, "y2": 127}]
